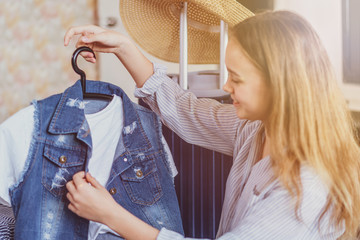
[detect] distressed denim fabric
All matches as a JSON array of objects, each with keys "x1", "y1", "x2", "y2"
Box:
[{"x1": 9, "y1": 80, "x2": 183, "y2": 240}]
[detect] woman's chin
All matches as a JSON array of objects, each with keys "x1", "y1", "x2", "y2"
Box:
[{"x1": 235, "y1": 110, "x2": 247, "y2": 120}]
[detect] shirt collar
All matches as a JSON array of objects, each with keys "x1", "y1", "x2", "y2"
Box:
[{"x1": 48, "y1": 80, "x2": 151, "y2": 151}]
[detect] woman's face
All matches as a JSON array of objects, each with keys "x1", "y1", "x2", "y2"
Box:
[{"x1": 223, "y1": 39, "x2": 271, "y2": 121}]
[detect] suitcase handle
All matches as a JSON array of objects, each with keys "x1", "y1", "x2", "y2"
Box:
[{"x1": 179, "y1": 2, "x2": 228, "y2": 90}]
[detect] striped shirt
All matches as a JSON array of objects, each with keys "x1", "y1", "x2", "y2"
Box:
[
  {"x1": 134, "y1": 63, "x2": 344, "y2": 240},
  {"x1": 0, "y1": 204, "x2": 15, "y2": 240}
]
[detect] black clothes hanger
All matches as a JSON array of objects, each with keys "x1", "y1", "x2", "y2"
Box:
[{"x1": 71, "y1": 46, "x2": 113, "y2": 100}]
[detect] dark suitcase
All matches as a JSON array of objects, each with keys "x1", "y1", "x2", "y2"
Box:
[
  {"x1": 143, "y1": 4, "x2": 232, "y2": 237},
  {"x1": 140, "y1": 71, "x2": 233, "y2": 238}
]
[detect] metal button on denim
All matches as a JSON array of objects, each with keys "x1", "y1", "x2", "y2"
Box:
[
  {"x1": 123, "y1": 157, "x2": 128, "y2": 162},
  {"x1": 109, "y1": 188, "x2": 117, "y2": 195},
  {"x1": 59, "y1": 155, "x2": 67, "y2": 164},
  {"x1": 136, "y1": 170, "x2": 143, "y2": 178}
]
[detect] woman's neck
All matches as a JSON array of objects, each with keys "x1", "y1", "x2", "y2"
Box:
[
  {"x1": 262, "y1": 134, "x2": 271, "y2": 159},
  {"x1": 254, "y1": 126, "x2": 270, "y2": 164}
]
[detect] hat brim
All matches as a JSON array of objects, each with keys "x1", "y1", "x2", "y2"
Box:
[{"x1": 120, "y1": 0, "x2": 253, "y2": 64}]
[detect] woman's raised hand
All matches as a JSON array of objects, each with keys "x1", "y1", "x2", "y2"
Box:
[
  {"x1": 64, "y1": 24, "x2": 153, "y2": 87},
  {"x1": 64, "y1": 25, "x2": 131, "y2": 63}
]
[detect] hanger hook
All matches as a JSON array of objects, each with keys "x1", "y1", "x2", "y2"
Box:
[{"x1": 71, "y1": 46, "x2": 96, "y2": 94}]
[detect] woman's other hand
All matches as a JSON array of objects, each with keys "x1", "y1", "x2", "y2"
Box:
[
  {"x1": 66, "y1": 171, "x2": 117, "y2": 224},
  {"x1": 66, "y1": 171, "x2": 160, "y2": 239}
]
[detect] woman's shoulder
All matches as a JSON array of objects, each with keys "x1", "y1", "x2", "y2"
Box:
[
  {"x1": 237, "y1": 120, "x2": 262, "y2": 136},
  {"x1": 232, "y1": 120, "x2": 263, "y2": 156},
  {"x1": 300, "y1": 165, "x2": 329, "y2": 198},
  {"x1": 298, "y1": 165, "x2": 338, "y2": 233},
  {"x1": 300, "y1": 165, "x2": 345, "y2": 236},
  {"x1": 235, "y1": 120, "x2": 262, "y2": 142}
]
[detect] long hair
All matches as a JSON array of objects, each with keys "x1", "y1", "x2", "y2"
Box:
[{"x1": 232, "y1": 11, "x2": 360, "y2": 237}]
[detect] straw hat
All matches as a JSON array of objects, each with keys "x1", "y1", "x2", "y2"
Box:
[{"x1": 119, "y1": 0, "x2": 254, "y2": 64}]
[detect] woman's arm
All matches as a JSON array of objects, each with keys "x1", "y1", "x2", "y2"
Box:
[
  {"x1": 137, "y1": 65, "x2": 242, "y2": 156},
  {"x1": 64, "y1": 25, "x2": 242, "y2": 155},
  {"x1": 64, "y1": 25, "x2": 152, "y2": 87},
  {"x1": 66, "y1": 171, "x2": 159, "y2": 240},
  {"x1": 66, "y1": 169, "x2": 342, "y2": 240}
]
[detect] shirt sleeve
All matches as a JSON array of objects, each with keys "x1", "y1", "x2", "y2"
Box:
[
  {"x1": 157, "y1": 228, "x2": 239, "y2": 240},
  {"x1": 224, "y1": 171, "x2": 342, "y2": 239},
  {"x1": 134, "y1": 63, "x2": 242, "y2": 156},
  {"x1": 0, "y1": 105, "x2": 34, "y2": 206},
  {"x1": 157, "y1": 168, "x2": 343, "y2": 240}
]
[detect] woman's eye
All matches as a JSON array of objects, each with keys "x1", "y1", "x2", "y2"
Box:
[
  {"x1": 227, "y1": 72, "x2": 244, "y2": 83},
  {"x1": 232, "y1": 78, "x2": 243, "y2": 83}
]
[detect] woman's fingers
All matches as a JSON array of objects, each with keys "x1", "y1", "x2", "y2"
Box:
[
  {"x1": 68, "y1": 203, "x2": 79, "y2": 215},
  {"x1": 72, "y1": 32, "x2": 97, "y2": 63},
  {"x1": 76, "y1": 49, "x2": 96, "y2": 63},
  {"x1": 66, "y1": 181, "x2": 80, "y2": 210},
  {"x1": 72, "y1": 171, "x2": 87, "y2": 189},
  {"x1": 86, "y1": 172, "x2": 102, "y2": 188},
  {"x1": 64, "y1": 25, "x2": 103, "y2": 46},
  {"x1": 66, "y1": 192, "x2": 75, "y2": 203},
  {"x1": 64, "y1": 25, "x2": 129, "y2": 64},
  {"x1": 75, "y1": 51, "x2": 95, "y2": 59},
  {"x1": 65, "y1": 25, "x2": 119, "y2": 63},
  {"x1": 66, "y1": 180, "x2": 76, "y2": 194},
  {"x1": 65, "y1": 172, "x2": 118, "y2": 222}
]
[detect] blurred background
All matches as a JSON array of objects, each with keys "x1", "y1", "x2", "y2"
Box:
[{"x1": 0, "y1": 0, "x2": 359, "y2": 133}]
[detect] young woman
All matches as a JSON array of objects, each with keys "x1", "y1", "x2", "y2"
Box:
[{"x1": 64, "y1": 11, "x2": 360, "y2": 239}]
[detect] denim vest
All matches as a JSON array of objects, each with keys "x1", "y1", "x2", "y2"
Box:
[{"x1": 9, "y1": 80, "x2": 184, "y2": 239}]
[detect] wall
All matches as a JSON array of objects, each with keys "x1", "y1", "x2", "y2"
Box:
[
  {"x1": 0, "y1": 0, "x2": 97, "y2": 123},
  {"x1": 274, "y1": 0, "x2": 360, "y2": 111},
  {"x1": 2, "y1": 0, "x2": 359, "y2": 122}
]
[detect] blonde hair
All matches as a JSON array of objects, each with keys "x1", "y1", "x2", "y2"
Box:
[{"x1": 232, "y1": 11, "x2": 360, "y2": 237}]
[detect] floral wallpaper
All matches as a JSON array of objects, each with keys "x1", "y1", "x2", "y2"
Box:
[{"x1": 0, "y1": 0, "x2": 97, "y2": 123}]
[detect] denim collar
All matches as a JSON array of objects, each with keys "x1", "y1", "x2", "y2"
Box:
[{"x1": 47, "y1": 80, "x2": 151, "y2": 152}]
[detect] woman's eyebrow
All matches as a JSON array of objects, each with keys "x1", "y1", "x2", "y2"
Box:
[{"x1": 227, "y1": 68, "x2": 242, "y2": 78}]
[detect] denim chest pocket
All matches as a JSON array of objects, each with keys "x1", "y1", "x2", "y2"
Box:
[
  {"x1": 42, "y1": 144, "x2": 85, "y2": 196},
  {"x1": 120, "y1": 152, "x2": 163, "y2": 205}
]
